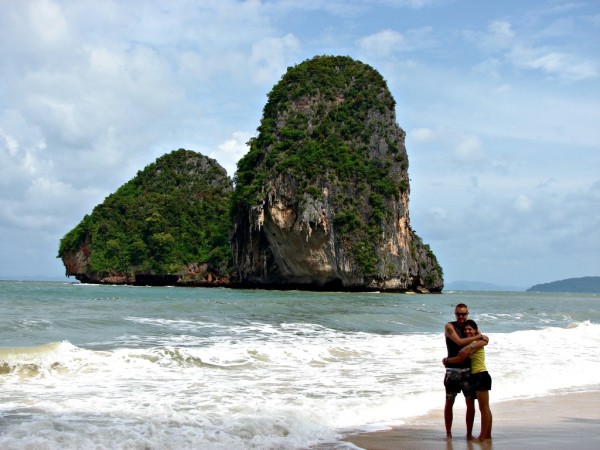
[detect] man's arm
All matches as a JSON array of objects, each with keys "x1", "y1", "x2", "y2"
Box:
[
  {"x1": 444, "y1": 322, "x2": 482, "y2": 346},
  {"x1": 444, "y1": 352, "x2": 469, "y2": 365}
]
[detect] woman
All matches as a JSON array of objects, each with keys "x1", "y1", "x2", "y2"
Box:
[{"x1": 443, "y1": 319, "x2": 492, "y2": 441}]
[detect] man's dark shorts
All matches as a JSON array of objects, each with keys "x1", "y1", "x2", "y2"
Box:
[
  {"x1": 444, "y1": 368, "x2": 475, "y2": 400},
  {"x1": 472, "y1": 371, "x2": 492, "y2": 391}
]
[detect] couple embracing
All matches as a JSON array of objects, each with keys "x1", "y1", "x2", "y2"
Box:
[{"x1": 443, "y1": 303, "x2": 493, "y2": 442}]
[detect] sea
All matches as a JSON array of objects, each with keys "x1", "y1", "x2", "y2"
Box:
[{"x1": 1, "y1": 280, "x2": 599, "y2": 449}]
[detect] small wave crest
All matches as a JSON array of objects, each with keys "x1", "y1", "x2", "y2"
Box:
[
  {"x1": 126, "y1": 346, "x2": 253, "y2": 371},
  {"x1": 0, "y1": 341, "x2": 78, "y2": 378},
  {"x1": 565, "y1": 320, "x2": 593, "y2": 329},
  {"x1": 0, "y1": 341, "x2": 259, "y2": 380}
]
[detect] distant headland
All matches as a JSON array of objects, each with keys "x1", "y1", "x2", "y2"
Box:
[{"x1": 527, "y1": 276, "x2": 600, "y2": 293}]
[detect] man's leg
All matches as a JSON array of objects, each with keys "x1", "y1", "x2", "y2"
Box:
[
  {"x1": 444, "y1": 397, "x2": 455, "y2": 438},
  {"x1": 444, "y1": 371, "x2": 459, "y2": 438},
  {"x1": 465, "y1": 397, "x2": 475, "y2": 440}
]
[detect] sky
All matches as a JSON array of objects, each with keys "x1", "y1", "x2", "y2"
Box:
[{"x1": 1, "y1": 0, "x2": 599, "y2": 288}]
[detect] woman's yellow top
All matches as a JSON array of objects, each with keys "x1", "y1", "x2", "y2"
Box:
[{"x1": 470, "y1": 346, "x2": 487, "y2": 374}]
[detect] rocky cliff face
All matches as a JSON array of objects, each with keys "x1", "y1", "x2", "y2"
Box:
[{"x1": 231, "y1": 56, "x2": 443, "y2": 292}]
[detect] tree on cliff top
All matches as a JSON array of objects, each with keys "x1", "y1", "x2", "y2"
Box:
[{"x1": 58, "y1": 149, "x2": 233, "y2": 279}]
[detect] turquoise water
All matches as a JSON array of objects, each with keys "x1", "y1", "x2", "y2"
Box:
[{"x1": 1, "y1": 281, "x2": 599, "y2": 448}]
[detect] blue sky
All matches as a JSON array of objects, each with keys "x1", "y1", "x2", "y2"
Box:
[{"x1": 1, "y1": 0, "x2": 598, "y2": 287}]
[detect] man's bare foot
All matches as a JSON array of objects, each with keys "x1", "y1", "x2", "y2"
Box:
[
  {"x1": 446, "y1": 432, "x2": 452, "y2": 440},
  {"x1": 466, "y1": 434, "x2": 474, "y2": 440}
]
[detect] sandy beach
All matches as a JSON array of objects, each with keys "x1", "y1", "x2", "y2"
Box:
[{"x1": 342, "y1": 389, "x2": 600, "y2": 450}]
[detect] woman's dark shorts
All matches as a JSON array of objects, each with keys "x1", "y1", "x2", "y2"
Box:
[
  {"x1": 472, "y1": 371, "x2": 492, "y2": 391},
  {"x1": 444, "y1": 368, "x2": 475, "y2": 400}
]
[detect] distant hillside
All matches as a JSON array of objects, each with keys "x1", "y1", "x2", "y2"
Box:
[{"x1": 527, "y1": 276, "x2": 600, "y2": 293}]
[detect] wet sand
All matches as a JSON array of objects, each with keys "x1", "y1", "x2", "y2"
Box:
[{"x1": 342, "y1": 390, "x2": 600, "y2": 450}]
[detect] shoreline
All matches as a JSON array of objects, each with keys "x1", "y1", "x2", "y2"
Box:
[{"x1": 341, "y1": 389, "x2": 600, "y2": 449}]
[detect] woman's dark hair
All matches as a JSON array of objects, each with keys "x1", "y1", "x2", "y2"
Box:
[{"x1": 464, "y1": 319, "x2": 478, "y2": 330}]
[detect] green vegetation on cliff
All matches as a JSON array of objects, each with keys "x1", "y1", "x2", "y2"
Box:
[
  {"x1": 58, "y1": 149, "x2": 233, "y2": 278},
  {"x1": 235, "y1": 56, "x2": 404, "y2": 200}
]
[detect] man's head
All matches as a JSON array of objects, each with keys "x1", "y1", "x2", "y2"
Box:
[{"x1": 454, "y1": 303, "x2": 469, "y2": 325}]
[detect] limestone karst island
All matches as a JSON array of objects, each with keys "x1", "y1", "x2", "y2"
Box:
[{"x1": 58, "y1": 55, "x2": 443, "y2": 293}]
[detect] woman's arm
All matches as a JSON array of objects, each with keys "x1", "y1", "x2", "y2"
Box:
[{"x1": 443, "y1": 338, "x2": 486, "y2": 365}]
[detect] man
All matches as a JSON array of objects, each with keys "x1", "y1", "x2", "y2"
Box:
[{"x1": 443, "y1": 303, "x2": 488, "y2": 439}]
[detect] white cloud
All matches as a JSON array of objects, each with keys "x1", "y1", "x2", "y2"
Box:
[
  {"x1": 508, "y1": 45, "x2": 598, "y2": 81},
  {"x1": 411, "y1": 127, "x2": 436, "y2": 142},
  {"x1": 412, "y1": 171, "x2": 600, "y2": 285},
  {"x1": 513, "y1": 194, "x2": 532, "y2": 212},
  {"x1": 464, "y1": 16, "x2": 599, "y2": 82},
  {"x1": 89, "y1": 47, "x2": 126, "y2": 76},
  {"x1": 464, "y1": 20, "x2": 515, "y2": 53},
  {"x1": 589, "y1": 13, "x2": 600, "y2": 27},
  {"x1": 210, "y1": 131, "x2": 252, "y2": 178},
  {"x1": 250, "y1": 34, "x2": 302, "y2": 84},
  {"x1": 0, "y1": 131, "x2": 18, "y2": 156},
  {"x1": 455, "y1": 134, "x2": 483, "y2": 162},
  {"x1": 25, "y1": 0, "x2": 68, "y2": 44},
  {"x1": 357, "y1": 27, "x2": 435, "y2": 60},
  {"x1": 0, "y1": 111, "x2": 47, "y2": 184},
  {"x1": 489, "y1": 19, "x2": 515, "y2": 42},
  {"x1": 473, "y1": 58, "x2": 503, "y2": 79},
  {"x1": 37, "y1": 0, "x2": 68, "y2": 38},
  {"x1": 408, "y1": 127, "x2": 487, "y2": 168},
  {"x1": 357, "y1": 30, "x2": 406, "y2": 58}
]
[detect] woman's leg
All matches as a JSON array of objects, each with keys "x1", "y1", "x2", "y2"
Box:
[{"x1": 476, "y1": 390, "x2": 492, "y2": 440}]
